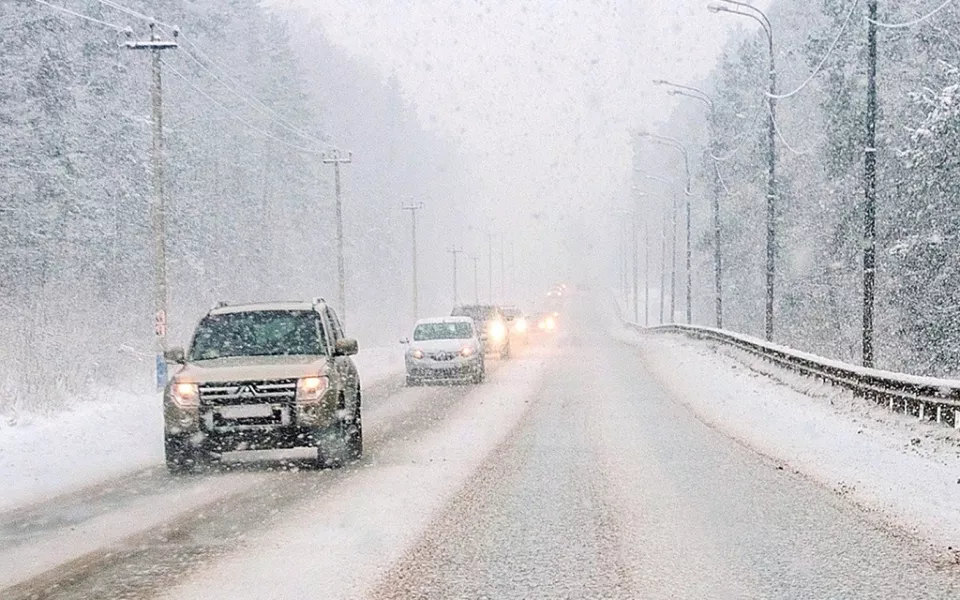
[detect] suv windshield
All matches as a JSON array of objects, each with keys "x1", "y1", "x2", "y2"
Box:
[
  {"x1": 414, "y1": 322, "x2": 474, "y2": 341},
  {"x1": 188, "y1": 310, "x2": 326, "y2": 360}
]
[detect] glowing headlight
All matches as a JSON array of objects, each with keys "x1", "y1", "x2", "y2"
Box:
[
  {"x1": 171, "y1": 382, "x2": 199, "y2": 409},
  {"x1": 296, "y1": 376, "x2": 329, "y2": 404},
  {"x1": 411, "y1": 348, "x2": 425, "y2": 359},
  {"x1": 461, "y1": 345, "x2": 476, "y2": 357},
  {"x1": 514, "y1": 317, "x2": 528, "y2": 333},
  {"x1": 488, "y1": 320, "x2": 507, "y2": 342}
]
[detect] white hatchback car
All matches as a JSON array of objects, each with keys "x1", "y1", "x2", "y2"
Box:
[{"x1": 403, "y1": 316, "x2": 485, "y2": 385}]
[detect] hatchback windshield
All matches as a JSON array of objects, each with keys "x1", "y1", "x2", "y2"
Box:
[
  {"x1": 414, "y1": 322, "x2": 474, "y2": 341},
  {"x1": 189, "y1": 311, "x2": 326, "y2": 360}
]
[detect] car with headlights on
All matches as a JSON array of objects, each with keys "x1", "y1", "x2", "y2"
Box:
[
  {"x1": 450, "y1": 304, "x2": 511, "y2": 358},
  {"x1": 500, "y1": 305, "x2": 529, "y2": 345},
  {"x1": 161, "y1": 298, "x2": 362, "y2": 473},
  {"x1": 403, "y1": 317, "x2": 485, "y2": 385}
]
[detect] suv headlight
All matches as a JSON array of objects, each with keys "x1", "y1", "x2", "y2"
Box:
[
  {"x1": 411, "y1": 349, "x2": 425, "y2": 359},
  {"x1": 514, "y1": 317, "x2": 528, "y2": 333},
  {"x1": 171, "y1": 382, "x2": 199, "y2": 409},
  {"x1": 296, "y1": 376, "x2": 329, "y2": 404},
  {"x1": 461, "y1": 345, "x2": 476, "y2": 357}
]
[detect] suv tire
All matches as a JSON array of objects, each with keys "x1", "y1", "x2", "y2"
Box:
[
  {"x1": 165, "y1": 434, "x2": 202, "y2": 474},
  {"x1": 347, "y1": 393, "x2": 363, "y2": 459},
  {"x1": 316, "y1": 392, "x2": 362, "y2": 468}
]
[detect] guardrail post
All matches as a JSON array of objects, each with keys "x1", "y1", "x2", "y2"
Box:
[
  {"x1": 888, "y1": 398, "x2": 893, "y2": 412},
  {"x1": 936, "y1": 405, "x2": 942, "y2": 423},
  {"x1": 955, "y1": 410, "x2": 960, "y2": 430},
  {"x1": 919, "y1": 404, "x2": 925, "y2": 421}
]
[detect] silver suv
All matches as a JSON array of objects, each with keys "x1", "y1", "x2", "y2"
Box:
[{"x1": 162, "y1": 299, "x2": 361, "y2": 473}]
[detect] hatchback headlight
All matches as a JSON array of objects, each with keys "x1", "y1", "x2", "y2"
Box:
[
  {"x1": 411, "y1": 348, "x2": 425, "y2": 359},
  {"x1": 171, "y1": 382, "x2": 199, "y2": 409},
  {"x1": 296, "y1": 376, "x2": 328, "y2": 404},
  {"x1": 461, "y1": 345, "x2": 476, "y2": 357}
]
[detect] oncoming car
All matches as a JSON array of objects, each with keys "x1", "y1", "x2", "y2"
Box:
[
  {"x1": 404, "y1": 317, "x2": 485, "y2": 385},
  {"x1": 162, "y1": 299, "x2": 362, "y2": 473}
]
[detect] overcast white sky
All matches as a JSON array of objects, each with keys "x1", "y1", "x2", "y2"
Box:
[{"x1": 272, "y1": 0, "x2": 763, "y2": 286}]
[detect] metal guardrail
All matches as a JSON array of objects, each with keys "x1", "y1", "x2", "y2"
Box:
[{"x1": 629, "y1": 322, "x2": 960, "y2": 430}]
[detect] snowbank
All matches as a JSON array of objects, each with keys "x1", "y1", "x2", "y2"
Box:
[{"x1": 618, "y1": 329, "x2": 960, "y2": 551}]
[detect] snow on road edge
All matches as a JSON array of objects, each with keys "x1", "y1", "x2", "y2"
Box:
[
  {"x1": 0, "y1": 345, "x2": 405, "y2": 513},
  {"x1": 616, "y1": 328, "x2": 960, "y2": 551}
]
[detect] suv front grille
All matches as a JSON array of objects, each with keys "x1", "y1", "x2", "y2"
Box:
[{"x1": 199, "y1": 379, "x2": 298, "y2": 406}]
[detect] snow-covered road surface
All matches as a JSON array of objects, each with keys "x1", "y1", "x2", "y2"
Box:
[{"x1": 2, "y1": 300, "x2": 959, "y2": 599}]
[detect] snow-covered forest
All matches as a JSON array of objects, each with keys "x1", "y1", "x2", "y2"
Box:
[
  {"x1": 0, "y1": 0, "x2": 478, "y2": 411},
  {"x1": 633, "y1": 0, "x2": 960, "y2": 377}
]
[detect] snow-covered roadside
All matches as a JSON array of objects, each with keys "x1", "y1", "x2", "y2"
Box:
[
  {"x1": 0, "y1": 346, "x2": 405, "y2": 513},
  {"x1": 164, "y1": 346, "x2": 553, "y2": 600},
  {"x1": 0, "y1": 391, "x2": 162, "y2": 513},
  {"x1": 616, "y1": 328, "x2": 960, "y2": 551}
]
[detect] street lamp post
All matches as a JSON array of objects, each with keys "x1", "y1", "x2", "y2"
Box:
[
  {"x1": 654, "y1": 79, "x2": 723, "y2": 329},
  {"x1": 708, "y1": 0, "x2": 777, "y2": 341},
  {"x1": 632, "y1": 188, "x2": 648, "y2": 325},
  {"x1": 614, "y1": 208, "x2": 639, "y2": 323},
  {"x1": 643, "y1": 174, "x2": 673, "y2": 324},
  {"x1": 862, "y1": 0, "x2": 878, "y2": 367},
  {"x1": 637, "y1": 132, "x2": 693, "y2": 325}
]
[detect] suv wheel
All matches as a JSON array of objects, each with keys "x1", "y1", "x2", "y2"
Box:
[
  {"x1": 347, "y1": 393, "x2": 363, "y2": 459},
  {"x1": 316, "y1": 392, "x2": 361, "y2": 468},
  {"x1": 165, "y1": 434, "x2": 202, "y2": 474}
]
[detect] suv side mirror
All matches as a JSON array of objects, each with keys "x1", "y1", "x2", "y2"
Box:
[
  {"x1": 335, "y1": 338, "x2": 359, "y2": 356},
  {"x1": 400, "y1": 337, "x2": 410, "y2": 344},
  {"x1": 164, "y1": 346, "x2": 186, "y2": 364}
]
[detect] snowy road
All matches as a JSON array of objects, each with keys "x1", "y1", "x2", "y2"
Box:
[{"x1": 2, "y1": 301, "x2": 959, "y2": 599}]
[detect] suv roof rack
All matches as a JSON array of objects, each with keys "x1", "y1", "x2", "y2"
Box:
[
  {"x1": 312, "y1": 297, "x2": 327, "y2": 306},
  {"x1": 212, "y1": 301, "x2": 229, "y2": 310}
]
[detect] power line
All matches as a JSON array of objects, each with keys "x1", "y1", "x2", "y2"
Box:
[
  {"x1": 87, "y1": 0, "x2": 327, "y2": 148},
  {"x1": 768, "y1": 0, "x2": 861, "y2": 100},
  {"x1": 91, "y1": 0, "x2": 177, "y2": 30},
  {"x1": 770, "y1": 107, "x2": 813, "y2": 156},
  {"x1": 164, "y1": 35, "x2": 327, "y2": 149},
  {"x1": 160, "y1": 59, "x2": 324, "y2": 156},
  {"x1": 710, "y1": 102, "x2": 764, "y2": 162},
  {"x1": 32, "y1": 0, "x2": 129, "y2": 32},
  {"x1": 159, "y1": 24, "x2": 326, "y2": 146},
  {"x1": 869, "y1": 0, "x2": 955, "y2": 29}
]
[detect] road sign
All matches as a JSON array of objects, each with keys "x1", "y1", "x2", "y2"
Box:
[{"x1": 155, "y1": 353, "x2": 168, "y2": 391}]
